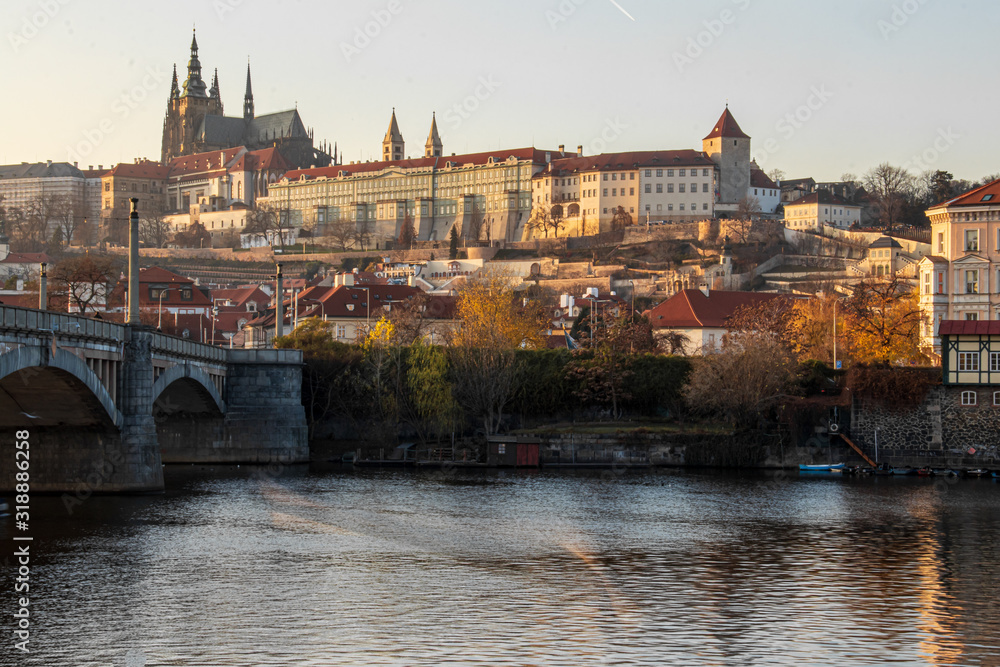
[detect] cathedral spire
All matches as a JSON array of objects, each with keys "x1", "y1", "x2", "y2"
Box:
[
  {"x1": 424, "y1": 112, "x2": 442, "y2": 157},
  {"x1": 209, "y1": 68, "x2": 220, "y2": 100},
  {"x1": 181, "y1": 28, "x2": 208, "y2": 99},
  {"x1": 243, "y1": 60, "x2": 255, "y2": 121},
  {"x1": 169, "y1": 64, "x2": 180, "y2": 101}
]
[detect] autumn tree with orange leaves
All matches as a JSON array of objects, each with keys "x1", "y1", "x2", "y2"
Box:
[
  {"x1": 841, "y1": 276, "x2": 924, "y2": 364},
  {"x1": 449, "y1": 268, "x2": 547, "y2": 434}
]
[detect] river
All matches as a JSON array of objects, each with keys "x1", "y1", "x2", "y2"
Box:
[{"x1": 3, "y1": 466, "x2": 999, "y2": 666}]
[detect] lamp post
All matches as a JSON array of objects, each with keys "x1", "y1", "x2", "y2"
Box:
[{"x1": 156, "y1": 287, "x2": 177, "y2": 330}]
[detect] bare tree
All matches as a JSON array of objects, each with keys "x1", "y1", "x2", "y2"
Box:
[
  {"x1": 326, "y1": 216, "x2": 356, "y2": 251},
  {"x1": 732, "y1": 196, "x2": 762, "y2": 244},
  {"x1": 465, "y1": 204, "x2": 484, "y2": 245},
  {"x1": 245, "y1": 203, "x2": 292, "y2": 246},
  {"x1": 51, "y1": 254, "x2": 121, "y2": 313},
  {"x1": 863, "y1": 163, "x2": 915, "y2": 230},
  {"x1": 610, "y1": 205, "x2": 633, "y2": 232},
  {"x1": 139, "y1": 200, "x2": 171, "y2": 248},
  {"x1": 767, "y1": 168, "x2": 785, "y2": 183}
]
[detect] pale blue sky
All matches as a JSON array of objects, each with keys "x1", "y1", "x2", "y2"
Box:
[{"x1": 3, "y1": 0, "x2": 996, "y2": 182}]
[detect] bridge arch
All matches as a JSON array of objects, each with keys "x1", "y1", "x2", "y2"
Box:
[
  {"x1": 0, "y1": 346, "x2": 122, "y2": 428},
  {"x1": 152, "y1": 363, "x2": 226, "y2": 415}
]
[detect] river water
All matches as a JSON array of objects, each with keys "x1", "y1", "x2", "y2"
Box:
[{"x1": 2, "y1": 466, "x2": 999, "y2": 666}]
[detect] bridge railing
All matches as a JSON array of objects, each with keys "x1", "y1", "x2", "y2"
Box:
[
  {"x1": 150, "y1": 331, "x2": 228, "y2": 364},
  {"x1": 0, "y1": 305, "x2": 125, "y2": 344}
]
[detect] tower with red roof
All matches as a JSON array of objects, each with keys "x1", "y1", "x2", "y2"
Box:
[{"x1": 702, "y1": 106, "x2": 751, "y2": 210}]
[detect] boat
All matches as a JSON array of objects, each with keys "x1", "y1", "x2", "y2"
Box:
[
  {"x1": 893, "y1": 467, "x2": 917, "y2": 476},
  {"x1": 799, "y1": 463, "x2": 845, "y2": 473},
  {"x1": 917, "y1": 467, "x2": 933, "y2": 477},
  {"x1": 933, "y1": 469, "x2": 958, "y2": 477},
  {"x1": 964, "y1": 469, "x2": 991, "y2": 478},
  {"x1": 992, "y1": 471, "x2": 1000, "y2": 479}
]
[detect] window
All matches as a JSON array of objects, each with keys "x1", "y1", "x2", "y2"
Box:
[
  {"x1": 703, "y1": 183, "x2": 709, "y2": 193},
  {"x1": 667, "y1": 204, "x2": 673, "y2": 211},
  {"x1": 645, "y1": 170, "x2": 651, "y2": 177},
  {"x1": 937, "y1": 232, "x2": 944, "y2": 253},
  {"x1": 630, "y1": 188, "x2": 635, "y2": 196},
  {"x1": 703, "y1": 203, "x2": 709, "y2": 211},
  {"x1": 966, "y1": 312, "x2": 979, "y2": 321},
  {"x1": 965, "y1": 229, "x2": 979, "y2": 252},
  {"x1": 612, "y1": 174, "x2": 617, "y2": 181},
  {"x1": 923, "y1": 272, "x2": 931, "y2": 295},
  {"x1": 603, "y1": 188, "x2": 608, "y2": 196},
  {"x1": 679, "y1": 169, "x2": 686, "y2": 177},
  {"x1": 965, "y1": 270, "x2": 979, "y2": 294},
  {"x1": 644, "y1": 204, "x2": 650, "y2": 211},
  {"x1": 656, "y1": 169, "x2": 663, "y2": 177},
  {"x1": 645, "y1": 184, "x2": 651, "y2": 193},
  {"x1": 603, "y1": 174, "x2": 608, "y2": 181},
  {"x1": 959, "y1": 352, "x2": 979, "y2": 372},
  {"x1": 666, "y1": 169, "x2": 674, "y2": 177},
  {"x1": 337, "y1": 325, "x2": 346, "y2": 338},
  {"x1": 656, "y1": 184, "x2": 663, "y2": 193},
  {"x1": 703, "y1": 169, "x2": 709, "y2": 177},
  {"x1": 104, "y1": 182, "x2": 110, "y2": 192},
  {"x1": 679, "y1": 184, "x2": 685, "y2": 193},
  {"x1": 497, "y1": 443, "x2": 506, "y2": 454},
  {"x1": 937, "y1": 271, "x2": 945, "y2": 294},
  {"x1": 630, "y1": 173, "x2": 635, "y2": 180},
  {"x1": 961, "y1": 391, "x2": 977, "y2": 406},
  {"x1": 991, "y1": 352, "x2": 1000, "y2": 372},
  {"x1": 691, "y1": 183, "x2": 697, "y2": 192},
  {"x1": 994, "y1": 391, "x2": 1000, "y2": 406},
  {"x1": 680, "y1": 204, "x2": 685, "y2": 211},
  {"x1": 667, "y1": 183, "x2": 674, "y2": 193}
]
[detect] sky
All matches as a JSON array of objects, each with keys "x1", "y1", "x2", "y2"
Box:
[{"x1": 2, "y1": 0, "x2": 997, "y2": 182}]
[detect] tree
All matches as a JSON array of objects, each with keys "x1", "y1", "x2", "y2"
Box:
[
  {"x1": 525, "y1": 205, "x2": 554, "y2": 239},
  {"x1": 448, "y1": 224, "x2": 459, "y2": 259},
  {"x1": 326, "y1": 216, "x2": 356, "y2": 251},
  {"x1": 51, "y1": 254, "x2": 121, "y2": 313},
  {"x1": 767, "y1": 168, "x2": 786, "y2": 183},
  {"x1": 465, "y1": 204, "x2": 483, "y2": 245},
  {"x1": 48, "y1": 194, "x2": 87, "y2": 247},
  {"x1": 927, "y1": 170, "x2": 955, "y2": 206},
  {"x1": 405, "y1": 338, "x2": 458, "y2": 443},
  {"x1": 863, "y1": 163, "x2": 915, "y2": 230},
  {"x1": 610, "y1": 205, "x2": 633, "y2": 232},
  {"x1": 245, "y1": 203, "x2": 292, "y2": 246},
  {"x1": 725, "y1": 296, "x2": 801, "y2": 352},
  {"x1": 173, "y1": 221, "x2": 212, "y2": 248},
  {"x1": 397, "y1": 213, "x2": 416, "y2": 249},
  {"x1": 732, "y1": 196, "x2": 762, "y2": 244},
  {"x1": 842, "y1": 276, "x2": 924, "y2": 364},
  {"x1": 139, "y1": 200, "x2": 171, "y2": 248},
  {"x1": 449, "y1": 268, "x2": 547, "y2": 434}
]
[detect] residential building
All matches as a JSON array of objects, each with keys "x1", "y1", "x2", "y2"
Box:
[
  {"x1": 644, "y1": 287, "x2": 784, "y2": 354},
  {"x1": 748, "y1": 162, "x2": 780, "y2": 214},
  {"x1": 779, "y1": 177, "x2": 817, "y2": 204},
  {"x1": 532, "y1": 149, "x2": 718, "y2": 233},
  {"x1": 783, "y1": 190, "x2": 861, "y2": 231},
  {"x1": 106, "y1": 267, "x2": 212, "y2": 320},
  {"x1": 918, "y1": 178, "x2": 1000, "y2": 357},
  {"x1": 99, "y1": 159, "x2": 171, "y2": 242},
  {"x1": 939, "y1": 320, "x2": 1000, "y2": 388},
  {"x1": 0, "y1": 161, "x2": 88, "y2": 240},
  {"x1": 160, "y1": 30, "x2": 333, "y2": 169}
]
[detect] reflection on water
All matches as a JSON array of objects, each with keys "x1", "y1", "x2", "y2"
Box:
[{"x1": 2, "y1": 467, "x2": 999, "y2": 666}]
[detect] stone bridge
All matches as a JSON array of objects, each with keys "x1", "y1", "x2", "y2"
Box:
[{"x1": 0, "y1": 305, "x2": 307, "y2": 493}]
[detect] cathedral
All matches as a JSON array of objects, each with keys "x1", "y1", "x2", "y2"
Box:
[{"x1": 160, "y1": 30, "x2": 334, "y2": 170}]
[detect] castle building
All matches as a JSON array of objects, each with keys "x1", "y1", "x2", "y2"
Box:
[
  {"x1": 702, "y1": 106, "x2": 750, "y2": 212},
  {"x1": 382, "y1": 109, "x2": 405, "y2": 161},
  {"x1": 160, "y1": 30, "x2": 333, "y2": 170}
]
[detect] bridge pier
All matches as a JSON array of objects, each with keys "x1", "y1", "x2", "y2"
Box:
[{"x1": 111, "y1": 328, "x2": 164, "y2": 492}]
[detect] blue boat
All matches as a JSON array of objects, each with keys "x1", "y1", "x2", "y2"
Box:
[{"x1": 799, "y1": 463, "x2": 845, "y2": 473}]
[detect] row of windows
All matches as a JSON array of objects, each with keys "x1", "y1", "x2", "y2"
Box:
[
  {"x1": 956, "y1": 351, "x2": 1000, "y2": 373},
  {"x1": 960, "y1": 390, "x2": 1000, "y2": 406},
  {"x1": 643, "y1": 168, "x2": 710, "y2": 178}
]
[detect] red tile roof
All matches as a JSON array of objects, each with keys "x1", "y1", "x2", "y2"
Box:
[
  {"x1": 704, "y1": 108, "x2": 750, "y2": 141},
  {"x1": 210, "y1": 286, "x2": 270, "y2": 308},
  {"x1": 282, "y1": 147, "x2": 570, "y2": 182},
  {"x1": 646, "y1": 289, "x2": 783, "y2": 329},
  {"x1": 938, "y1": 320, "x2": 1000, "y2": 336},
  {"x1": 106, "y1": 162, "x2": 170, "y2": 179},
  {"x1": 545, "y1": 150, "x2": 715, "y2": 175},
  {"x1": 933, "y1": 177, "x2": 1000, "y2": 209},
  {"x1": 167, "y1": 148, "x2": 245, "y2": 176},
  {"x1": 789, "y1": 191, "x2": 854, "y2": 207},
  {"x1": 0, "y1": 252, "x2": 53, "y2": 265},
  {"x1": 750, "y1": 169, "x2": 778, "y2": 190}
]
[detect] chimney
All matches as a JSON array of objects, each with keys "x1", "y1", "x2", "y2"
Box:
[
  {"x1": 558, "y1": 144, "x2": 565, "y2": 154},
  {"x1": 46, "y1": 160, "x2": 52, "y2": 167},
  {"x1": 699, "y1": 284, "x2": 710, "y2": 297},
  {"x1": 577, "y1": 145, "x2": 583, "y2": 156}
]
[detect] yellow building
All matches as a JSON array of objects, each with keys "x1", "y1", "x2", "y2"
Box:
[
  {"x1": 919, "y1": 178, "x2": 1000, "y2": 356},
  {"x1": 782, "y1": 190, "x2": 861, "y2": 231}
]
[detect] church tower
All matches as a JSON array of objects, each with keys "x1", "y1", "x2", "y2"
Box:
[
  {"x1": 424, "y1": 112, "x2": 442, "y2": 158},
  {"x1": 161, "y1": 29, "x2": 224, "y2": 163},
  {"x1": 702, "y1": 106, "x2": 751, "y2": 210},
  {"x1": 382, "y1": 109, "x2": 404, "y2": 161},
  {"x1": 243, "y1": 62, "x2": 255, "y2": 121}
]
